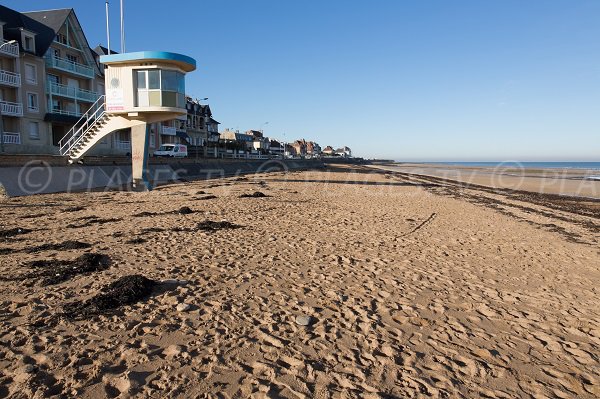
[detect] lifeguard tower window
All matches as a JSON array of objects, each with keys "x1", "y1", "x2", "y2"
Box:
[{"x1": 135, "y1": 69, "x2": 185, "y2": 108}]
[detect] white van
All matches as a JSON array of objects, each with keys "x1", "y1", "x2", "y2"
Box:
[{"x1": 154, "y1": 144, "x2": 188, "y2": 158}]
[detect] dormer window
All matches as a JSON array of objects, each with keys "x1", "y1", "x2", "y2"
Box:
[
  {"x1": 24, "y1": 36, "x2": 33, "y2": 51},
  {"x1": 22, "y1": 31, "x2": 35, "y2": 52}
]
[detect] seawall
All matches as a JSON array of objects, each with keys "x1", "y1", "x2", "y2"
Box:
[{"x1": 0, "y1": 158, "x2": 324, "y2": 197}]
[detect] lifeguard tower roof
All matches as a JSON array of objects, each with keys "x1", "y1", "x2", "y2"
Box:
[{"x1": 100, "y1": 51, "x2": 196, "y2": 72}]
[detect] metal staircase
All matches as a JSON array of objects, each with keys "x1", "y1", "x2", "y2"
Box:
[{"x1": 59, "y1": 95, "x2": 115, "y2": 162}]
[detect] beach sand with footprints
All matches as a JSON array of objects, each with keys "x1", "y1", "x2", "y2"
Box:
[{"x1": 0, "y1": 164, "x2": 599, "y2": 398}]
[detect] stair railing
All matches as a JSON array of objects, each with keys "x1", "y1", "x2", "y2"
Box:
[{"x1": 58, "y1": 95, "x2": 106, "y2": 156}]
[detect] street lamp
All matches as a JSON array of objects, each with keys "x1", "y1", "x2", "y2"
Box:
[
  {"x1": 0, "y1": 40, "x2": 17, "y2": 154},
  {"x1": 259, "y1": 121, "x2": 269, "y2": 134}
]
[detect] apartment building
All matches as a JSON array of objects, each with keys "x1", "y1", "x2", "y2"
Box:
[
  {"x1": 0, "y1": 6, "x2": 52, "y2": 154},
  {"x1": 23, "y1": 8, "x2": 107, "y2": 154},
  {"x1": 0, "y1": 5, "x2": 133, "y2": 156}
]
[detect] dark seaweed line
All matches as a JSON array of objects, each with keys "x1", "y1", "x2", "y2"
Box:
[{"x1": 420, "y1": 182, "x2": 594, "y2": 245}]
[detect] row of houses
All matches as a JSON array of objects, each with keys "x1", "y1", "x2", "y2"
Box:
[
  {"x1": 219, "y1": 130, "x2": 352, "y2": 158},
  {"x1": 0, "y1": 4, "x2": 352, "y2": 160}
]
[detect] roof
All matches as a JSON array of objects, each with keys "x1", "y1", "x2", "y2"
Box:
[
  {"x1": 22, "y1": 8, "x2": 101, "y2": 75},
  {"x1": 100, "y1": 51, "x2": 196, "y2": 72},
  {"x1": 23, "y1": 8, "x2": 71, "y2": 33},
  {"x1": 0, "y1": 4, "x2": 56, "y2": 56},
  {"x1": 208, "y1": 117, "x2": 220, "y2": 124},
  {"x1": 93, "y1": 45, "x2": 119, "y2": 56}
]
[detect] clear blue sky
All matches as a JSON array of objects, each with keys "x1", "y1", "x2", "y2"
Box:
[{"x1": 7, "y1": 0, "x2": 600, "y2": 161}]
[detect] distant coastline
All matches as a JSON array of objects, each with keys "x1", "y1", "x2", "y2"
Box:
[{"x1": 393, "y1": 161, "x2": 600, "y2": 170}]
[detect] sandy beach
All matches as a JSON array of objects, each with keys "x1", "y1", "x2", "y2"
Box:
[
  {"x1": 0, "y1": 165, "x2": 599, "y2": 398},
  {"x1": 371, "y1": 163, "x2": 600, "y2": 199}
]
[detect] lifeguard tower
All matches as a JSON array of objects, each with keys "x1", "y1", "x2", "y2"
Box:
[{"x1": 58, "y1": 51, "x2": 196, "y2": 191}]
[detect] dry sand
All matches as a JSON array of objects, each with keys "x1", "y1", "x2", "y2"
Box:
[
  {"x1": 371, "y1": 163, "x2": 600, "y2": 199},
  {"x1": 0, "y1": 165, "x2": 599, "y2": 398}
]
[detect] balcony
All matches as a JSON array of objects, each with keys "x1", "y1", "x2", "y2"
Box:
[
  {"x1": 0, "y1": 100, "x2": 23, "y2": 116},
  {"x1": 0, "y1": 70, "x2": 21, "y2": 87},
  {"x1": 48, "y1": 108, "x2": 83, "y2": 117},
  {"x1": 47, "y1": 81, "x2": 100, "y2": 103},
  {"x1": 2, "y1": 132, "x2": 21, "y2": 144},
  {"x1": 0, "y1": 40, "x2": 19, "y2": 57},
  {"x1": 44, "y1": 54, "x2": 94, "y2": 78}
]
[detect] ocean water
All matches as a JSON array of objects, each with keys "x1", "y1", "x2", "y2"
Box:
[{"x1": 407, "y1": 162, "x2": 600, "y2": 170}]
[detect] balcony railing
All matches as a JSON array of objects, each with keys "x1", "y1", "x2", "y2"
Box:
[
  {"x1": 116, "y1": 140, "x2": 131, "y2": 150},
  {"x1": 0, "y1": 100, "x2": 23, "y2": 116},
  {"x1": 0, "y1": 70, "x2": 21, "y2": 87},
  {"x1": 47, "y1": 81, "x2": 100, "y2": 103},
  {"x1": 48, "y1": 108, "x2": 83, "y2": 118},
  {"x1": 161, "y1": 126, "x2": 176, "y2": 136},
  {"x1": 2, "y1": 132, "x2": 21, "y2": 144},
  {"x1": 0, "y1": 40, "x2": 19, "y2": 57},
  {"x1": 44, "y1": 54, "x2": 94, "y2": 78}
]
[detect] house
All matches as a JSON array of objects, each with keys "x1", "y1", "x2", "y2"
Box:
[
  {"x1": 206, "y1": 117, "x2": 220, "y2": 148},
  {"x1": 184, "y1": 98, "x2": 207, "y2": 147},
  {"x1": 246, "y1": 129, "x2": 263, "y2": 139},
  {"x1": 220, "y1": 128, "x2": 252, "y2": 150},
  {"x1": 0, "y1": 5, "x2": 108, "y2": 155},
  {"x1": 306, "y1": 141, "x2": 321, "y2": 156},
  {"x1": 322, "y1": 145, "x2": 335, "y2": 155},
  {"x1": 246, "y1": 130, "x2": 269, "y2": 153},
  {"x1": 144, "y1": 98, "x2": 220, "y2": 157},
  {"x1": 291, "y1": 139, "x2": 307, "y2": 156},
  {"x1": 336, "y1": 146, "x2": 352, "y2": 157},
  {"x1": 269, "y1": 139, "x2": 284, "y2": 155}
]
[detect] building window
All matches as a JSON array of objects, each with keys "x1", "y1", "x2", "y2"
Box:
[
  {"x1": 53, "y1": 48, "x2": 60, "y2": 58},
  {"x1": 26, "y1": 93, "x2": 39, "y2": 112},
  {"x1": 56, "y1": 33, "x2": 67, "y2": 45},
  {"x1": 66, "y1": 54, "x2": 77, "y2": 64},
  {"x1": 134, "y1": 69, "x2": 185, "y2": 108},
  {"x1": 149, "y1": 131, "x2": 156, "y2": 148},
  {"x1": 24, "y1": 64, "x2": 37, "y2": 85},
  {"x1": 51, "y1": 99, "x2": 61, "y2": 112},
  {"x1": 47, "y1": 74, "x2": 59, "y2": 86},
  {"x1": 29, "y1": 122, "x2": 40, "y2": 140},
  {"x1": 23, "y1": 34, "x2": 35, "y2": 51}
]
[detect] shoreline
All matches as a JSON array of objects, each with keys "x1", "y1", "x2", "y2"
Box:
[{"x1": 370, "y1": 162, "x2": 600, "y2": 199}]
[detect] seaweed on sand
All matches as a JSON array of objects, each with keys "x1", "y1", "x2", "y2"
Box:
[
  {"x1": 63, "y1": 275, "x2": 156, "y2": 319},
  {"x1": 24, "y1": 240, "x2": 92, "y2": 253},
  {"x1": 239, "y1": 191, "x2": 269, "y2": 198},
  {"x1": 0, "y1": 228, "x2": 32, "y2": 240},
  {"x1": 16, "y1": 253, "x2": 110, "y2": 285}
]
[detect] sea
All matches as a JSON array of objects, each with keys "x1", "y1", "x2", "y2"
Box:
[{"x1": 405, "y1": 162, "x2": 600, "y2": 170}]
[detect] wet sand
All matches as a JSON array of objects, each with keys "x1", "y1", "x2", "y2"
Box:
[
  {"x1": 0, "y1": 165, "x2": 599, "y2": 398},
  {"x1": 371, "y1": 163, "x2": 600, "y2": 199}
]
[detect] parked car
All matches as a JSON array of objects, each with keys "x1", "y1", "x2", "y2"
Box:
[{"x1": 154, "y1": 144, "x2": 188, "y2": 158}]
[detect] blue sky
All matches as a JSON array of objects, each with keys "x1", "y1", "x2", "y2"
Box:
[{"x1": 7, "y1": 0, "x2": 600, "y2": 161}]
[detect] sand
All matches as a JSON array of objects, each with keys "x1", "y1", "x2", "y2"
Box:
[
  {"x1": 0, "y1": 165, "x2": 599, "y2": 398},
  {"x1": 371, "y1": 163, "x2": 600, "y2": 199}
]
